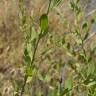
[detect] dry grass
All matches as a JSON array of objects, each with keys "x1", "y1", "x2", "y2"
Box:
[{"x1": 0, "y1": 0, "x2": 96, "y2": 95}]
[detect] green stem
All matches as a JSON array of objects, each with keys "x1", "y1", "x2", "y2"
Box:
[
  {"x1": 20, "y1": 36, "x2": 41, "y2": 96},
  {"x1": 20, "y1": 75, "x2": 28, "y2": 96},
  {"x1": 31, "y1": 36, "x2": 41, "y2": 66},
  {"x1": 47, "y1": 0, "x2": 51, "y2": 15}
]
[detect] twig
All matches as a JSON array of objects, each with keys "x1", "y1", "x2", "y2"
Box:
[{"x1": 85, "y1": 8, "x2": 96, "y2": 18}]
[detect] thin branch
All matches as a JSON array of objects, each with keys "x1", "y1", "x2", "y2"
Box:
[{"x1": 85, "y1": 9, "x2": 96, "y2": 18}]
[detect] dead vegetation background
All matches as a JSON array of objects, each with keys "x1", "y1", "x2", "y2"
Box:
[{"x1": 0, "y1": 0, "x2": 96, "y2": 96}]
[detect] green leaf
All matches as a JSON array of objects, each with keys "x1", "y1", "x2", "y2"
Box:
[
  {"x1": 65, "y1": 74, "x2": 73, "y2": 90},
  {"x1": 40, "y1": 14, "x2": 48, "y2": 32},
  {"x1": 26, "y1": 66, "x2": 33, "y2": 76},
  {"x1": 26, "y1": 69, "x2": 36, "y2": 82},
  {"x1": 31, "y1": 28, "x2": 38, "y2": 41},
  {"x1": 26, "y1": 76, "x2": 33, "y2": 83},
  {"x1": 61, "y1": 36, "x2": 65, "y2": 45},
  {"x1": 87, "y1": 62, "x2": 95, "y2": 76},
  {"x1": 91, "y1": 18, "x2": 95, "y2": 24},
  {"x1": 69, "y1": 0, "x2": 75, "y2": 11},
  {"x1": 83, "y1": 75, "x2": 92, "y2": 85},
  {"x1": 76, "y1": 39, "x2": 82, "y2": 45},
  {"x1": 83, "y1": 32, "x2": 89, "y2": 41},
  {"x1": 37, "y1": 72, "x2": 44, "y2": 81},
  {"x1": 82, "y1": 22, "x2": 88, "y2": 29},
  {"x1": 24, "y1": 55, "x2": 31, "y2": 64},
  {"x1": 87, "y1": 81, "x2": 96, "y2": 87},
  {"x1": 22, "y1": 15, "x2": 26, "y2": 25},
  {"x1": 45, "y1": 74, "x2": 51, "y2": 82},
  {"x1": 24, "y1": 48, "x2": 31, "y2": 65},
  {"x1": 24, "y1": 43, "x2": 33, "y2": 64},
  {"x1": 52, "y1": 0, "x2": 61, "y2": 7},
  {"x1": 61, "y1": 88, "x2": 69, "y2": 95},
  {"x1": 69, "y1": 0, "x2": 81, "y2": 15},
  {"x1": 67, "y1": 42, "x2": 71, "y2": 50},
  {"x1": 84, "y1": 75, "x2": 96, "y2": 87},
  {"x1": 41, "y1": 43, "x2": 52, "y2": 56},
  {"x1": 12, "y1": 80, "x2": 22, "y2": 92},
  {"x1": 91, "y1": 46, "x2": 96, "y2": 54},
  {"x1": 24, "y1": 48, "x2": 28, "y2": 56},
  {"x1": 78, "y1": 53, "x2": 87, "y2": 62}
]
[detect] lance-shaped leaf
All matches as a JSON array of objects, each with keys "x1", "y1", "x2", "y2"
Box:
[
  {"x1": 53, "y1": 0, "x2": 62, "y2": 7},
  {"x1": 40, "y1": 14, "x2": 48, "y2": 34},
  {"x1": 65, "y1": 74, "x2": 73, "y2": 90}
]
